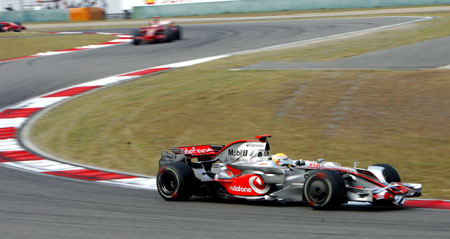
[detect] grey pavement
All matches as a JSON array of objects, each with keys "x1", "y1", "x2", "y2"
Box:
[{"x1": 241, "y1": 36, "x2": 450, "y2": 70}]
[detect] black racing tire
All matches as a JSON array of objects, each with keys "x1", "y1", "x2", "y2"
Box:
[
  {"x1": 174, "y1": 26, "x2": 182, "y2": 40},
  {"x1": 132, "y1": 29, "x2": 142, "y2": 45},
  {"x1": 0, "y1": 24, "x2": 4, "y2": 32},
  {"x1": 303, "y1": 170, "x2": 346, "y2": 210},
  {"x1": 372, "y1": 164, "x2": 401, "y2": 183},
  {"x1": 164, "y1": 27, "x2": 173, "y2": 42},
  {"x1": 157, "y1": 162, "x2": 196, "y2": 201},
  {"x1": 14, "y1": 22, "x2": 22, "y2": 31}
]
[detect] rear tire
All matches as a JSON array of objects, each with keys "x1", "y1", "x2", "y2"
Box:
[
  {"x1": 303, "y1": 170, "x2": 346, "y2": 210},
  {"x1": 164, "y1": 27, "x2": 173, "y2": 42},
  {"x1": 372, "y1": 164, "x2": 401, "y2": 183},
  {"x1": 157, "y1": 163, "x2": 196, "y2": 201}
]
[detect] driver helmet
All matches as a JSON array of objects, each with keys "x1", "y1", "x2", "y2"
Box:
[
  {"x1": 271, "y1": 153, "x2": 293, "y2": 166},
  {"x1": 151, "y1": 16, "x2": 160, "y2": 24}
]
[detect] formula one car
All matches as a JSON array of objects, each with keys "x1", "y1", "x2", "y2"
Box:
[
  {"x1": 0, "y1": 22, "x2": 26, "y2": 32},
  {"x1": 131, "y1": 17, "x2": 181, "y2": 45},
  {"x1": 157, "y1": 135, "x2": 422, "y2": 209}
]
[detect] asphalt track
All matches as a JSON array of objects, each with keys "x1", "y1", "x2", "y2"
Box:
[
  {"x1": 0, "y1": 17, "x2": 449, "y2": 239},
  {"x1": 242, "y1": 35, "x2": 450, "y2": 70}
]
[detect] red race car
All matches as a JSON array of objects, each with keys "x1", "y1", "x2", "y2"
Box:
[
  {"x1": 0, "y1": 22, "x2": 26, "y2": 32},
  {"x1": 132, "y1": 17, "x2": 182, "y2": 45}
]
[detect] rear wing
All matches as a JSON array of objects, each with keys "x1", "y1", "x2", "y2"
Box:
[
  {"x1": 170, "y1": 145, "x2": 224, "y2": 157},
  {"x1": 159, "y1": 145, "x2": 223, "y2": 167}
]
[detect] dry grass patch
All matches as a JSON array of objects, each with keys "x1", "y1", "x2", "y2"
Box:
[{"x1": 30, "y1": 69, "x2": 450, "y2": 199}]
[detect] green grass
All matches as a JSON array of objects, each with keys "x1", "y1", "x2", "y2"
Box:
[{"x1": 28, "y1": 11, "x2": 450, "y2": 199}]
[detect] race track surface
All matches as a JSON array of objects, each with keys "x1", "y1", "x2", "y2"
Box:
[
  {"x1": 242, "y1": 36, "x2": 450, "y2": 70},
  {"x1": 0, "y1": 17, "x2": 448, "y2": 239}
]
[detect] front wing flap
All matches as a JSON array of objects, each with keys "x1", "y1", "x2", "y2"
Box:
[{"x1": 347, "y1": 182, "x2": 422, "y2": 205}]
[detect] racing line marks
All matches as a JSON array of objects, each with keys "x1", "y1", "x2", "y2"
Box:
[{"x1": 0, "y1": 18, "x2": 448, "y2": 209}]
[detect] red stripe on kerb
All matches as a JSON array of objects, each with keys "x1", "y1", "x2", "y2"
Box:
[
  {"x1": 45, "y1": 169, "x2": 137, "y2": 181},
  {"x1": 0, "y1": 150, "x2": 45, "y2": 161},
  {"x1": 0, "y1": 127, "x2": 16, "y2": 140},
  {"x1": 405, "y1": 200, "x2": 450, "y2": 210},
  {"x1": 43, "y1": 86, "x2": 101, "y2": 97},
  {"x1": 0, "y1": 55, "x2": 38, "y2": 63},
  {"x1": 55, "y1": 48, "x2": 88, "y2": 52},
  {"x1": 98, "y1": 42, "x2": 122, "y2": 45},
  {"x1": 121, "y1": 67, "x2": 171, "y2": 76},
  {"x1": 0, "y1": 108, "x2": 41, "y2": 119}
]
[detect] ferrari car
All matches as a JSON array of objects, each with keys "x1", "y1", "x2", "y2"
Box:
[
  {"x1": 157, "y1": 135, "x2": 422, "y2": 209},
  {"x1": 131, "y1": 17, "x2": 181, "y2": 45},
  {"x1": 0, "y1": 22, "x2": 26, "y2": 32}
]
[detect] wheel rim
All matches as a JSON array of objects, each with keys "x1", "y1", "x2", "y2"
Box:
[
  {"x1": 159, "y1": 171, "x2": 178, "y2": 196},
  {"x1": 308, "y1": 179, "x2": 329, "y2": 204}
]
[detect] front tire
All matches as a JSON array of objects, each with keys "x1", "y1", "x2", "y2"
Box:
[
  {"x1": 157, "y1": 163, "x2": 196, "y2": 201},
  {"x1": 372, "y1": 164, "x2": 401, "y2": 183},
  {"x1": 13, "y1": 22, "x2": 22, "y2": 32},
  {"x1": 303, "y1": 170, "x2": 346, "y2": 209},
  {"x1": 174, "y1": 26, "x2": 182, "y2": 40},
  {"x1": 132, "y1": 29, "x2": 142, "y2": 45}
]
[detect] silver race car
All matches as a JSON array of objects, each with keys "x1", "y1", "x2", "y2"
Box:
[{"x1": 157, "y1": 135, "x2": 422, "y2": 209}]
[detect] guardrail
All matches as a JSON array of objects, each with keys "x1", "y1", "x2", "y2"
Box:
[
  {"x1": 133, "y1": 0, "x2": 450, "y2": 18},
  {"x1": 1, "y1": 0, "x2": 450, "y2": 22}
]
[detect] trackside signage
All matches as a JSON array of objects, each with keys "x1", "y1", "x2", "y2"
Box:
[{"x1": 146, "y1": 0, "x2": 235, "y2": 5}]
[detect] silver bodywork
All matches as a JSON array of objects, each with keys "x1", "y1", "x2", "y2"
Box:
[{"x1": 193, "y1": 159, "x2": 422, "y2": 205}]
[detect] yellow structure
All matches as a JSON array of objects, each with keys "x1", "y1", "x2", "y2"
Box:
[{"x1": 69, "y1": 7, "x2": 104, "y2": 21}]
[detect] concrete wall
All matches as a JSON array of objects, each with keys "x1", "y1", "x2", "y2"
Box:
[
  {"x1": 133, "y1": 0, "x2": 450, "y2": 18},
  {"x1": 1, "y1": 0, "x2": 449, "y2": 22},
  {"x1": 0, "y1": 9, "x2": 69, "y2": 22}
]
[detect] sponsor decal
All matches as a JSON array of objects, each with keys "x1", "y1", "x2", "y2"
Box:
[
  {"x1": 308, "y1": 162, "x2": 322, "y2": 167},
  {"x1": 223, "y1": 175, "x2": 269, "y2": 196},
  {"x1": 249, "y1": 176, "x2": 270, "y2": 194},
  {"x1": 183, "y1": 146, "x2": 214, "y2": 155},
  {"x1": 245, "y1": 142, "x2": 266, "y2": 148},
  {"x1": 228, "y1": 149, "x2": 248, "y2": 157},
  {"x1": 229, "y1": 185, "x2": 252, "y2": 193}
]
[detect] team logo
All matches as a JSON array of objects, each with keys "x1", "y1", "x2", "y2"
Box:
[
  {"x1": 249, "y1": 176, "x2": 270, "y2": 194},
  {"x1": 228, "y1": 149, "x2": 248, "y2": 157}
]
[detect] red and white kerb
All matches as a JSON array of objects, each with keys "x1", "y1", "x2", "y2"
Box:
[{"x1": 0, "y1": 66, "x2": 174, "y2": 189}]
